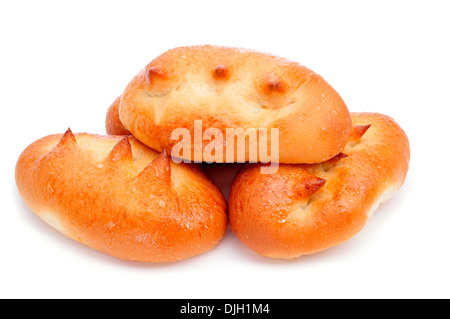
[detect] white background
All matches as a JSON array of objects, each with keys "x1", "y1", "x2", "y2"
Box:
[{"x1": 1, "y1": 0, "x2": 449, "y2": 299}]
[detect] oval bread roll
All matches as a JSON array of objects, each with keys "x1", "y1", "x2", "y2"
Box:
[
  {"x1": 105, "y1": 95, "x2": 131, "y2": 136},
  {"x1": 15, "y1": 130, "x2": 228, "y2": 262},
  {"x1": 118, "y1": 45, "x2": 352, "y2": 164},
  {"x1": 228, "y1": 113, "x2": 410, "y2": 259}
]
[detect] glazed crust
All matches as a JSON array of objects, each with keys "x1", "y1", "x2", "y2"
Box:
[
  {"x1": 105, "y1": 95, "x2": 131, "y2": 136},
  {"x1": 118, "y1": 45, "x2": 352, "y2": 164},
  {"x1": 228, "y1": 113, "x2": 410, "y2": 259},
  {"x1": 15, "y1": 131, "x2": 228, "y2": 262}
]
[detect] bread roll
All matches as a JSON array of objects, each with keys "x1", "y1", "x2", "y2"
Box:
[
  {"x1": 228, "y1": 113, "x2": 410, "y2": 259},
  {"x1": 15, "y1": 130, "x2": 228, "y2": 262},
  {"x1": 105, "y1": 95, "x2": 131, "y2": 136},
  {"x1": 117, "y1": 45, "x2": 352, "y2": 164}
]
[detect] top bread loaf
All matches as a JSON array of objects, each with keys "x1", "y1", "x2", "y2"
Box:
[{"x1": 117, "y1": 45, "x2": 352, "y2": 164}]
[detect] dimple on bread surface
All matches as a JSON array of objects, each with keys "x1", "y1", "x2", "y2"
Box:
[
  {"x1": 228, "y1": 113, "x2": 410, "y2": 259},
  {"x1": 117, "y1": 45, "x2": 352, "y2": 164},
  {"x1": 15, "y1": 130, "x2": 228, "y2": 262}
]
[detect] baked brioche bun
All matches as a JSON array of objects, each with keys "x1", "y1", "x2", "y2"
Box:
[
  {"x1": 105, "y1": 95, "x2": 131, "y2": 136},
  {"x1": 228, "y1": 113, "x2": 410, "y2": 259},
  {"x1": 116, "y1": 45, "x2": 352, "y2": 164},
  {"x1": 15, "y1": 130, "x2": 228, "y2": 262}
]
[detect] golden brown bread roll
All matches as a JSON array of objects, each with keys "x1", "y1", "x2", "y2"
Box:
[
  {"x1": 15, "y1": 130, "x2": 228, "y2": 262},
  {"x1": 117, "y1": 45, "x2": 352, "y2": 164},
  {"x1": 228, "y1": 113, "x2": 410, "y2": 259},
  {"x1": 105, "y1": 95, "x2": 131, "y2": 136}
]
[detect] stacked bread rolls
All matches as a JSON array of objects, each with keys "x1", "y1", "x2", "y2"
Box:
[{"x1": 16, "y1": 45, "x2": 410, "y2": 262}]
